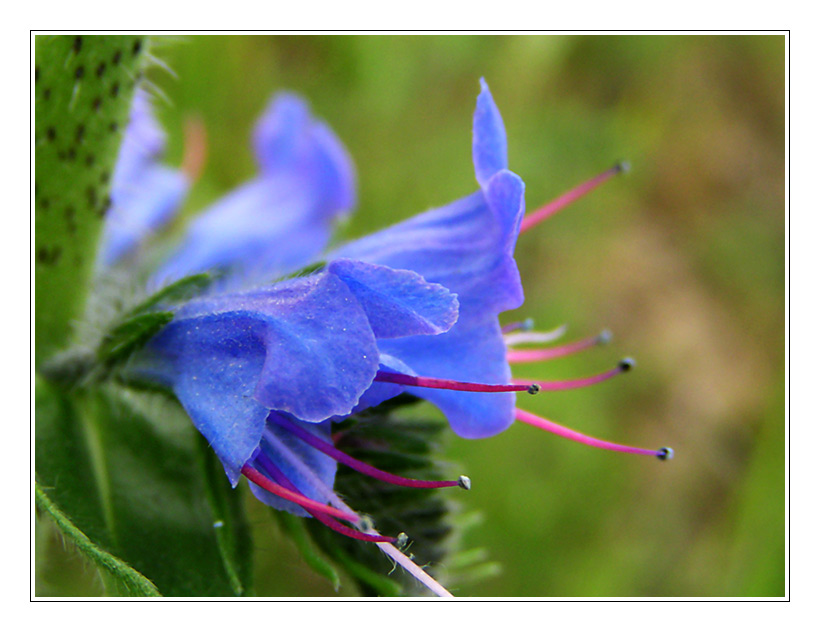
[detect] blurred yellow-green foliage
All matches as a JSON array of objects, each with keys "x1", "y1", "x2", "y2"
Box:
[{"x1": 37, "y1": 34, "x2": 785, "y2": 597}]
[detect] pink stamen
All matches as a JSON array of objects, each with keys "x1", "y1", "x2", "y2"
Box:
[
  {"x1": 515, "y1": 408, "x2": 672, "y2": 460},
  {"x1": 181, "y1": 116, "x2": 207, "y2": 182},
  {"x1": 501, "y1": 318, "x2": 535, "y2": 334},
  {"x1": 507, "y1": 330, "x2": 611, "y2": 364},
  {"x1": 375, "y1": 370, "x2": 539, "y2": 395},
  {"x1": 514, "y1": 358, "x2": 633, "y2": 392},
  {"x1": 241, "y1": 464, "x2": 358, "y2": 523},
  {"x1": 519, "y1": 162, "x2": 629, "y2": 233},
  {"x1": 275, "y1": 416, "x2": 470, "y2": 490},
  {"x1": 253, "y1": 452, "x2": 400, "y2": 543}
]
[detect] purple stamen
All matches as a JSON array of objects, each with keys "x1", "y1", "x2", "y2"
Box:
[
  {"x1": 275, "y1": 416, "x2": 470, "y2": 490},
  {"x1": 501, "y1": 318, "x2": 535, "y2": 334},
  {"x1": 514, "y1": 358, "x2": 633, "y2": 392},
  {"x1": 254, "y1": 450, "x2": 400, "y2": 543},
  {"x1": 375, "y1": 370, "x2": 539, "y2": 394},
  {"x1": 507, "y1": 329, "x2": 611, "y2": 364},
  {"x1": 241, "y1": 464, "x2": 358, "y2": 523},
  {"x1": 515, "y1": 408, "x2": 672, "y2": 460},
  {"x1": 519, "y1": 161, "x2": 629, "y2": 233}
]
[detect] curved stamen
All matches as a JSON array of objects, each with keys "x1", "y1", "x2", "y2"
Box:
[
  {"x1": 515, "y1": 408, "x2": 672, "y2": 460},
  {"x1": 275, "y1": 416, "x2": 470, "y2": 490},
  {"x1": 375, "y1": 370, "x2": 539, "y2": 394},
  {"x1": 507, "y1": 329, "x2": 611, "y2": 364},
  {"x1": 180, "y1": 116, "x2": 207, "y2": 182},
  {"x1": 241, "y1": 464, "x2": 358, "y2": 523},
  {"x1": 515, "y1": 358, "x2": 633, "y2": 392},
  {"x1": 501, "y1": 318, "x2": 535, "y2": 334},
  {"x1": 254, "y1": 450, "x2": 399, "y2": 543},
  {"x1": 519, "y1": 161, "x2": 630, "y2": 234},
  {"x1": 504, "y1": 324, "x2": 567, "y2": 347}
]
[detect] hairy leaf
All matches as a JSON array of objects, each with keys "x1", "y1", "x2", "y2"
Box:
[{"x1": 35, "y1": 378, "x2": 253, "y2": 596}]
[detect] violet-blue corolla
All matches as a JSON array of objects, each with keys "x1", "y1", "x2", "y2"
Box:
[{"x1": 109, "y1": 81, "x2": 671, "y2": 596}]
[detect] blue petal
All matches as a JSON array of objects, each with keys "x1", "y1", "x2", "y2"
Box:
[
  {"x1": 472, "y1": 78, "x2": 508, "y2": 189},
  {"x1": 379, "y1": 316, "x2": 515, "y2": 438},
  {"x1": 328, "y1": 259, "x2": 459, "y2": 338},
  {"x1": 156, "y1": 93, "x2": 356, "y2": 285},
  {"x1": 248, "y1": 415, "x2": 337, "y2": 517},
  {"x1": 143, "y1": 313, "x2": 271, "y2": 485},
  {"x1": 99, "y1": 165, "x2": 188, "y2": 267},
  {"x1": 141, "y1": 269, "x2": 383, "y2": 480},
  {"x1": 98, "y1": 90, "x2": 188, "y2": 267},
  {"x1": 332, "y1": 171, "x2": 525, "y2": 328}
]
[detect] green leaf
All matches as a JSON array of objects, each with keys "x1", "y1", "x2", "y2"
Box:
[
  {"x1": 35, "y1": 483, "x2": 161, "y2": 597},
  {"x1": 97, "y1": 311, "x2": 174, "y2": 365},
  {"x1": 35, "y1": 378, "x2": 254, "y2": 596},
  {"x1": 126, "y1": 272, "x2": 214, "y2": 316},
  {"x1": 35, "y1": 35, "x2": 148, "y2": 367}
]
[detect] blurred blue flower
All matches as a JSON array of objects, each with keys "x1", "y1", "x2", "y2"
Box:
[
  {"x1": 156, "y1": 93, "x2": 355, "y2": 287},
  {"x1": 97, "y1": 89, "x2": 189, "y2": 267}
]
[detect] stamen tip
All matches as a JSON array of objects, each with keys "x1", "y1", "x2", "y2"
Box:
[
  {"x1": 458, "y1": 475, "x2": 472, "y2": 491},
  {"x1": 396, "y1": 532, "x2": 409, "y2": 548},
  {"x1": 527, "y1": 383, "x2": 541, "y2": 395},
  {"x1": 597, "y1": 329, "x2": 613, "y2": 345},
  {"x1": 656, "y1": 447, "x2": 674, "y2": 461},
  {"x1": 615, "y1": 160, "x2": 631, "y2": 174},
  {"x1": 618, "y1": 357, "x2": 635, "y2": 372}
]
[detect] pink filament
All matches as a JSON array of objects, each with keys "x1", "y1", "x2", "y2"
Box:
[
  {"x1": 519, "y1": 163, "x2": 626, "y2": 233},
  {"x1": 252, "y1": 454, "x2": 399, "y2": 543},
  {"x1": 507, "y1": 333, "x2": 604, "y2": 364},
  {"x1": 514, "y1": 363, "x2": 629, "y2": 392},
  {"x1": 241, "y1": 464, "x2": 358, "y2": 523},
  {"x1": 515, "y1": 408, "x2": 663, "y2": 457},
  {"x1": 375, "y1": 370, "x2": 534, "y2": 393},
  {"x1": 275, "y1": 416, "x2": 464, "y2": 489}
]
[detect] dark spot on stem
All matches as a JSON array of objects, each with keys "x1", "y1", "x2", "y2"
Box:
[
  {"x1": 96, "y1": 62, "x2": 106, "y2": 78},
  {"x1": 92, "y1": 96, "x2": 102, "y2": 112},
  {"x1": 85, "y1": 153, "x2": 96, "y2": 167},
  {"x1": 65, "y1": 205, "x2": 77, "y2": 233},
  {"x1": 75, "y1": 65, "x2": 85, "y2": 80},
  {"x1": 73, "y1": 36, "x2": 83, "y2": 53},
  {"x1": 132, "y1": 39, "x2": 143, "y2": 56},
  {"x1": 75, "y1": 124, "x2": 86, "y2": 142},
  {"x1": 112, "y1": 50, "x2": 122, "y2": 65},
  {"x1": 66, "y1": 147, "x2": 76, "y2": 161},
  {"x1": 38, "y1": 246, "x2": 62, "y2": 266},
  {"x1": 46, "y1": 127, "x2": 56, "y2": 142},
  {"x1": 110, "y1": 82, "x2": 120, "y2": 98},
  {"x1": 43, "y1": 88, "x2": 51, "y2": 100},
  {"x1": 109, "y1": 121, "x2": 119, "y2": 133},
  {"x1": 100, "y1": 170, "x2": 110, "y2": 185},
  {"x1": 85, "y1": 186, "x2": 98, "y2": 208}
]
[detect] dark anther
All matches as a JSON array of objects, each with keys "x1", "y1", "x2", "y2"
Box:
[{"x1": 527, "y1": 383, "x2": 541, "y2": 395}]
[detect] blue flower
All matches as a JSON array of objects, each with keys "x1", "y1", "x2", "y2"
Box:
[
  {"x1": 137, "y1": 259, "x2": 457, "y2": 506},
  {"x1": 97, "y1": 89, "x2": 189, "y2": 267},
  {"x1": 112, "y1": 79, "x2": 669, "y2": 591},
  {"x1": 155, "y1": 93, "x2": 355, "y2": 287}
]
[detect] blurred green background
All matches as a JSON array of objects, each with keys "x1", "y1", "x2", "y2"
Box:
[{"x1": 37, "y1": 34, "x2": 785, "y2": 597}]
